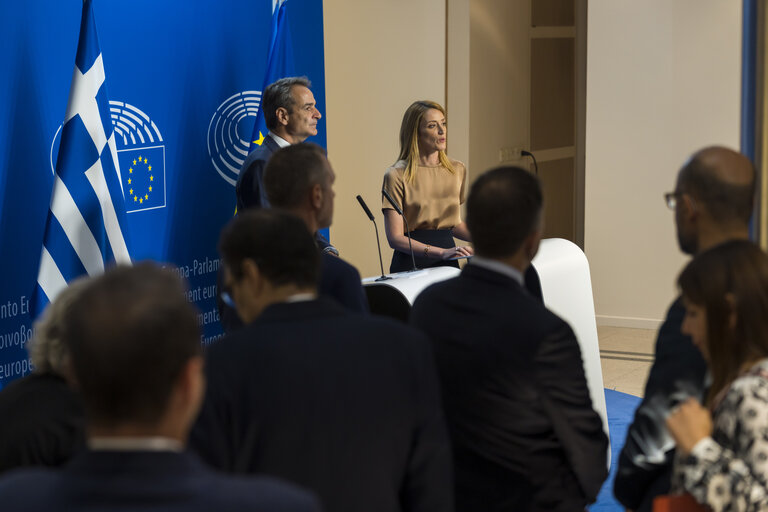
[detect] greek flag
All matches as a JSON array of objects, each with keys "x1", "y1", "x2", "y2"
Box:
[
  {"x1": 33, "y1": 0, "x2": 131, "y2": 316},
  {"x1": 249, "y1": 0, "x2": 295, "y2": 151}
]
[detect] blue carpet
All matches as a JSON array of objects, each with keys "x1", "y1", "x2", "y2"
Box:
[{"x1": 588, "y1": 389, "x2": 643, "y2": 512}]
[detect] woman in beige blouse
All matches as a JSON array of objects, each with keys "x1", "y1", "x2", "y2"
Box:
[{"x1": 381, "y1": 100, "x2": 473, "y2": 273}]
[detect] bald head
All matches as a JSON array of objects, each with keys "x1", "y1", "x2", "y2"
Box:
[{"x1": 677, "y1": 146, "x2": 755, "y2": 226}]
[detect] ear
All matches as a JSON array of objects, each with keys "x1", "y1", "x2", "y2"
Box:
[
  {"x1": 310, "y1": 183, "x2": 323, "y2": 210},
  {"x1": 523, "y1": 228, "x2": 542, "y2": 262},
  {"x1": 241, "y1": 258, "x2": 260, "y2": 283},
  {"x1": 173, "y1": 356, "x2": 206, "y2": 424},
  {"x1": 523, "y1": 214, "x2": 544, "y2": 261},
  {"x1": 682, "y1": 194, "x2": 699, "y2": 221},
  {"x1": 275, "y1": 106, "x2": 289, "y2": 126}
]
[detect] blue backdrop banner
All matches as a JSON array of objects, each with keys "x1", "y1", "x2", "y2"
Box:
[{"x1": 0, "y1": 0, "x2": 327, "y2": 387}]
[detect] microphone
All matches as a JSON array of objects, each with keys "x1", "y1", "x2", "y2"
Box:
[
  {"x1": 381, "y1": 189, "x2": 417, "y2": 271},
  {"x1": 356, "y1": 195, "x2": 390, "y2": 281}
]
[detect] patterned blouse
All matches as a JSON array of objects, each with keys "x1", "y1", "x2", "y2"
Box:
[{"x1": 672, "y1": 359, "x2": 768, "y2": 511}]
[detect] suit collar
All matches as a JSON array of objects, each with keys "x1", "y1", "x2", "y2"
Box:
[
  {"x1": 461, "y1": 263, "x2": 524, "y2": 291},
  {"x1": 256, "y1": 296, "x2": 347, "y2": 324},
  {"x1": 470, "y1": 257, "x2": 524, "y2": 285},
  {"x1": 267, "y1": 131, "x2": 291, "y2": 149},
  {"x1": 66, "y1": 450, "x2": 205, "y2": 476}
]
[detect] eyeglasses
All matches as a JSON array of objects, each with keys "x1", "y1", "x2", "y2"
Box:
[
  {"x1": 664, "y1": 191, "x2": 683, "y2": 210},
  {"x1": 664, "y1": 191, "x2": 696, "y2": 212}
]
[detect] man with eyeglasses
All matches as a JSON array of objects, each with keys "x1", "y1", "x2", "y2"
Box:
[{"x1": 614, "y1": 146, "x2": 755, "y2": 512}]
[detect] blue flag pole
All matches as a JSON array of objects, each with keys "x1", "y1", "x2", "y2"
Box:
[{"x1": 248, "y1": 0, "x2": 295, "y2": 152}]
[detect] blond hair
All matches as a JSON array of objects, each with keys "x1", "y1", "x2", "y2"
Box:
[{"x1": 397, "y1": 100, "x2": 455, "y2": 183}]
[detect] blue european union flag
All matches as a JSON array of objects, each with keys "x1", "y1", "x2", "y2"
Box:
[
  {"x1": 249, "y1": 0, "x2": 295, "y2": 151},
  {"x1": 119, "y1": 146, "x2": 166, "y2": 212}
]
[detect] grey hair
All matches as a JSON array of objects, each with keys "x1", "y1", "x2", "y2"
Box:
[
  {"x1": 263, "y1": 76, "x2": 311, "y2": 130},
  {"x1": 29, "y1": 277, "x2": 91, "y2": 375}
]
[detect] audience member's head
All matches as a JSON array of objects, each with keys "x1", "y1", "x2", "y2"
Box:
[
  {"x1": 466, "y1": 166, "x2": 543, "y2": 264},
  {"x1": 262, "y1": 76, "x2": 320, "y2": 143},
  {"x1": 63, "y1": 263, "x2": 203, "y2": 439},
  {"x1": 29, "y1": 277, "x2": 90, "y2": 376},
  {"x1": 671, "y1": 146, "x2": 755, "y2": 255},
  {"x1": 678, "y1": 240, "x2": 768, "y2": 406},
  {"x1": 264, "y1": 143, "x2": 335, "y2": 232},
  {"x1": 219, "y1": 209, "x2": 320, "y2": 323}
]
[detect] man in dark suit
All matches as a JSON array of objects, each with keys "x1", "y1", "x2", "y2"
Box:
[
  {"x1": 264, "y1": 143, "x2": 368, "y2": 313},
  {"x1": 0, "y1": 264, "x2": 319, "y2": 512},
  {"x1": 614, "y1": 146, "x2": 755, "y2": 511},
  {"x1": 191, "y1": 210, "x2": 452, "y2": 512},
  {"x1": 220, "y1": 143, "x2": 368, "y2": 332},
  {"x1": 411, "y1": 166, "x2": 608, "y2": 511},
  {"x1": 236, "y1": 76, "x2": 321, "y2": 212}
]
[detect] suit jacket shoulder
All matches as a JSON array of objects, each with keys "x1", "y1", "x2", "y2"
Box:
[
  {"x1": 192, "y1": 299, "x2": 452, "y2": 512},
  {"x1": 319, "y1": 253, "x2": 368, "y2": 313},
  {"x1": 411, "y1": 264, "x2": 607, "y2": 508},
  {"x1": 235, "y1": 137, "x2": 280, "y2": 211},
  {"x1": 0, "y1": 451, "x2": 320, "y2": 512}
]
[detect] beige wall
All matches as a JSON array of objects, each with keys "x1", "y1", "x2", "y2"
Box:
[
  {"x1": 585, "y1": 1, "x2": 742, "y2": 328},
  {"x1": 323, "y1": 0, "x2": 447, "y2": 278},
  {"x1": 469, "y1": 0, "x2": 530, "y2": 181}
]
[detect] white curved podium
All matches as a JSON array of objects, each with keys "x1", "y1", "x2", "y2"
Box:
[
  {"x1": 532, "y1": 239, "x2": 610, "y2": 447},
  {"x1": 363, "y1": 239, "x2": 609, "y2": 462}
]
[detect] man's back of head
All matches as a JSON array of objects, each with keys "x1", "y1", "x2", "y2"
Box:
[
  {"x1": 466, "y1": 166, "x2": 543, "y2": 264},
  {"x1": 674, "y1": 146, "x2": 755, "y2": 254},
  {"x1": 64, "y1": 263, "x2": 201, "y2": 431},
  {"x1": 219, "y1": 209, "x2": 320, "y2": 323},
  {"x1": 263, "y1": 143, "x2": 334, "y2": 231}
]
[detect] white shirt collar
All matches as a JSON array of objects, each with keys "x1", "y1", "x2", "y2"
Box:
[
  {"x1": 88, "y1": 436, "x2": 183, "y2": 452},
  {"x1": 470, "y1": 256, "x2": 524, "y2": 286},
  {"x1": 284, "y1": 292, "x2": 317, "y2": 303},
  {"x1": 268, "y1": 131, "x2": 291, "y2": 148}
]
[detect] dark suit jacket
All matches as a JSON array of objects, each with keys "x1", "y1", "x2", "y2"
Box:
[
  {"x1": 318, "y1": 252, "x2": 369, "y2": 314},
  {"x1": 236, "y1": 135, "x2": 280, "y2": 212},
  {"x1": 410, "y1": 264, "x2": 608, "y2": 512},
  {"x1": 191, "y1": 298, "x2": 453, "y2": 512},
  {"x1": 0, "y1": 450, "x2": 320, "y2": 511},
  {"x1": 614, "y1": 298, "x2": 707, "y2": 512},
  {"x1": 217, "y1": 251, "x2": 369, "y2": 333},
  {"x1": 0, "y1": 373, "x2": 86, "y2": 474}
]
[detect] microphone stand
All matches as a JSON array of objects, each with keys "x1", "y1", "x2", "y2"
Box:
[
  {"x1": 381, "y1": 189, "x2": 417, "y2": 271},
  {"x1": 356, "y1": 195, "x2": 390, "y2": 281}
]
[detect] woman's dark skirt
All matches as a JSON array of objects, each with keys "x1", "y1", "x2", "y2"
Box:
[{"x1": 389, "y1": 229, "x2": 460, "y2": 273}]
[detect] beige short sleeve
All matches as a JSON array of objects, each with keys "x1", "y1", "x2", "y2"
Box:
[{"x1": 382, "y1": 165, "x2": 406, "y2": 211}]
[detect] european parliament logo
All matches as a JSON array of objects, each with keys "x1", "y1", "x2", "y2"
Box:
[
  {"x1": 207, "y1": 91, "x2": 263, "y2": 186},
  {"x1": 111, "y1": 102, "x2": 166, "y2": 213},
  {"x1": 49, "y1": 101, "x2": 166, "y2": 213}
]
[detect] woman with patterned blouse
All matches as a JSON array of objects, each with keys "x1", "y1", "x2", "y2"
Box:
[
  {"x1": 666, "y1": 240, "x2": 768, "y2": 512},
  {"x1": 381, "y1": 101, "x2": 473, "y2": 273}
]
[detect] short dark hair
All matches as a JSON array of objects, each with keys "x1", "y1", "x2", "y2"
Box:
[
  {"x1": 264, "y1": 143, "x2": 328, "y2": 209},
  {"x1": 466, "y1": 166, "x2": 543, "y2": 258},
  {"x1": 219, "y1": 209, "x2": 319, "y2": 289},
  {"x1": 678, "y1": 154, "x2": 755, "y2": 225},
  {"x1": 63, "y1": 264, "x2": 201, "y2": 427},
  {"x1": 262, "y1": 76, "x2": 312, "y2": 130}
]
